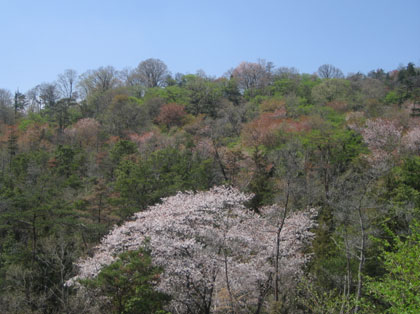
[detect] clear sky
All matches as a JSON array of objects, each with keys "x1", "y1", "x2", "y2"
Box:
[{"x1": 1, "y1": 0, "x2": 419, "y2": 92}]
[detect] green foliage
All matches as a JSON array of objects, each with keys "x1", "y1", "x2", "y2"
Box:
[
  {"x1": 379, "y1": 157, "x2": 420, "y2": 234},
  {"x1": 84, "y1": 247, "x2": 170, "y2": 314},
  {"x1": 0, "y1": 148, "x2": 85, "y2": 312},
  {"x1": 43, "y1": 98, "x2": 78, "y2": 132},
  {"x1": 314, "y1": 105, "x2": 346, "y2": 126},
  {"x1": 110, "y1": 140, "x2": 138, "y2": 164},
  {"x1": 365, "y1": 222, "x2": 420, "y2": 313},
  {"x1": 302, "y1": 123, "x2": 366, "y2": 295},
  {"x1": 301, "y1": 126, "x2": 365, "y2": 192},
  {"x1": 297, "y1": 73, "x2": 322, "y2": 102},
  {"x1": 312, "y1": 78, "x2": 351, "y2": 105},
  {"x1": 399, "y1": 157, "x2": 420, "y2": 192},
  {"x1": 18, "y1": 112, "x2": 47, "y2": 131},
  {"x1": 6, "y1": 236, "x2": 77, "y2": 312},
  {"x1": 184, "y1": 75, "x2": 224, "y2": 117},
  {"x1": 222, "y1": 77, "x2": 242, "y2": 105},
  {"x1": 1, "y1": 60, "x2": 420, "y2": 313},
  {"x1": 114, "y1": 147, "x2": 215, "y2": 218},
  {"x1": 54, "y1": 145, "x2": 76, "y2": 177},
  {"x1": 247, "y1": 147, "x2": 275, "y2": 210},
  {"x1": 307, "y1": 205, "x2": 346, "y2": 289},
  {"x1": 384, "y1": 91, "x2": 399, "y2": 105},
  {"x1": 295, "y1": 277, "x2": 357, "y2": 314},
  {"x1": 7, "y1": 128, "x2": 18, "y2": 162},
  {"x1": 385, "y1": 156, "x2": 420, "y2": 203},
  {"x1": 270, "y1": 78, "x2": 299, "y2": 97},
  {"x1": 144, "y1": 85, "x2": 190, "y2": 105},
  {"x1": 287, "y1": 103, "x2": 315, "y2": 117},
  {"x1": 101, "y1": 95, "x2": 149, "y2": 136},
  {"x1": 13, "y1": 91, "x2": 27, "y2": 116},
  {"x1": 67, "y1": 105, "x2": 83, "y2": 124}
]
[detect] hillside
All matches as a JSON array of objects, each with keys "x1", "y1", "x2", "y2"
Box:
[{"x1": 0, "y1": 60, "x2": 419, "y2": 313}]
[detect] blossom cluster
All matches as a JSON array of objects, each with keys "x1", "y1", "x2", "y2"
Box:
[
  {"x1": 64, "y1": 118, "x2": 99, "y2": 148},
  {"x1": 361, "y1": 118, "x2": 402, "y2": 153},
  {"x1": 68, "y1": 187, "x2": 316, "y2": 313},
  {"x1": 361, "y1": 119, "x2": 420, "y2": 168}
]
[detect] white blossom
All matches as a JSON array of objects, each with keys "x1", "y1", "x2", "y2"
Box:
[
  {"x1": 68, "y1": 187, "x2": 316, "y2": 313},
  {"x1": 402, "y1": 127, "x2": 420, "y2": 153}
]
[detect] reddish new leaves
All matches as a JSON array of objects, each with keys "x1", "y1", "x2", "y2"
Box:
[
  {"x1": 242, "y1": 113, "x2": 310, "y2": 148},
  {"x1": 155, "y1": 103, "x2": 187, "y2": 128}
]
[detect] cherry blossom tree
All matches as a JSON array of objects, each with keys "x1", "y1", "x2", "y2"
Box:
[
  {"x1": 402, "y1": 127, "x2": 420, "y2": 154},
  {"x1": 361, "y1": 118, "x2": 402, "y2": 153},
  {"x1": 68, "y1": 187, "x2": 316, "y2": 313},
  {"x1": 64, "y1": 118, "x2": 100, "y2": 149},
  {"x1": 361, "y1": 118, "x2": 420, "y2": 165},
  {"x1": 360, "y1": 118, "x2": 403, "y2": 169},
  {"x1": 232, "y1": 60, "x2": 272, "y2": 94}
]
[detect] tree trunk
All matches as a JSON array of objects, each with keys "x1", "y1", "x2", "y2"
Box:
[
  {"x1": 354, "y1": 201, "x2": 366, "y2": 314},
  {"x1": 275, "y1": 181, "x2": 290, "y2": 302}
]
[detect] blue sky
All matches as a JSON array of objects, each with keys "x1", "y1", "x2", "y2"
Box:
[{"x1": 1, "y1": 0, "x2": 419, "y2": 92}]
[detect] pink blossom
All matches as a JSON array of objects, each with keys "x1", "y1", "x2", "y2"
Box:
[
  {"x1": 402, "y1": 127, "x2": 420, "y2": 153},
  {"x1": 361, "y1": 118, "x2": 402, "y2": 153},
  {"x1": 64, "y1": 118, "x2": 100, "y2": 148},
  {"x1": 68, "y1": 187, "x2": 316, "y2": 313}
]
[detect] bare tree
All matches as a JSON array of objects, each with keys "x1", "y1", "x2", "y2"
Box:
[
  {"x1": 0, "y1": 88, "x2": 13, "y2": 123},
  {"x1": 274, "y1": 66, "x2": 300, "y2": 79},
  {"x1": 231, "y1": 60, "x2": 272, "y2": 94},
  {"x1": 269, "y1": 139, "x2": 307, "y2": 302},
  {"x1": 39, "y1": 83, "x2": 60, "y2": 109},
  {"x1": 26, "y1": 86, "x2": 42, "y2": 113},
  {"x1": 330, "y1": 163, "x2": 386, "y2": 314},
  {"x1": 318, "y1": 64, "x2": 344, "y2": 79},
  {"x1": 57, "y1": 69, "x2": 78, "y2": 99},
  {"x1": 0, "y1": 89, "x2": 12, "y2": 107},
  {"x1": 131, "y1": 58, "x2": 170, "y2": 88},
  {"x1": 78, "y1": 66, "x2": 120, "y2": 98},
  {"x1": 119, "y1": 66, "x2": 136, "y2": 86}
]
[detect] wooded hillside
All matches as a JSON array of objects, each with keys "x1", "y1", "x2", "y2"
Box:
[{"x1": 0, "y1": 60, "x2": 419, "y2": 313}]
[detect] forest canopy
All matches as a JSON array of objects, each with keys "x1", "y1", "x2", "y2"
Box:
[{"x1": 0, "y1": 59, "x2": 419, "y2": 313}]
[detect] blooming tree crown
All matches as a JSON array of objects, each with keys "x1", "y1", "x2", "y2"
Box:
[{"x1": 68, "y1": 186, "x2": 316, "y2": 313}]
